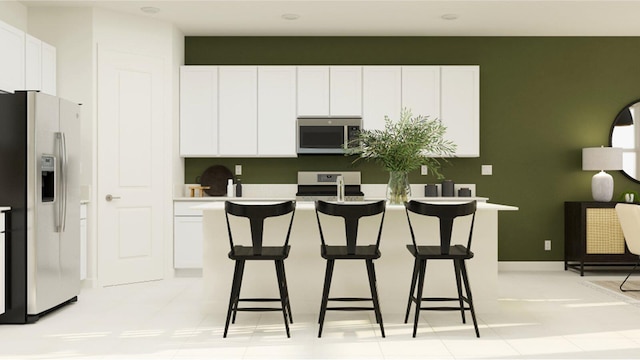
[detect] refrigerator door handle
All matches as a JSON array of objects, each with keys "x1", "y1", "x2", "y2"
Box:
[{"x1": 56, "y1": 132, "x2": 68, "y2": 232}]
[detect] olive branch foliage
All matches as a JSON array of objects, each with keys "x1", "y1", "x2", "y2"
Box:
[{"x1": 345, "y1": 108, "x2": 456, "y2": 179}]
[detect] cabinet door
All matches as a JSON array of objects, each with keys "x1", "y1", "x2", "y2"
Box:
[
  {"x1": 402, "y1": 66, "x2": 440, "y2": 119},
  {"x1": 25, "y1": 35, "x2": 42, "y2": 91},
  {"x1": 362, "y1": 66, "x2": 401, "y2": 130},
  {"x1": 0, "y1": 20, "x2": 25, "y2": 93},
  {"x1": 330, "y1": 66, "x2": 362, "y2": 116},
  {"x1": 41, "y1": 41, "x2": 57, "y2": 96},
  {"x1": 174, "y1": 216, "x2": 203, "y2": 269},
  {"x1": 258, "y1": 66, "x2": 297, "y2": 156},
  {"x1": 297, "y1": 66, "x2": 329, "y2": 117},
  {"x1": 179, "y1": 66, "x2": 218, "y2": 156},
  {"x1": 1, "y1": 212, "x2": 4, "y2": 315},
  {"x1": 441, "y1": 66, "x2": 480, "y2": 157},
  {"x1": 219, "y1": 66, "x2": 258, "y2": 156}
]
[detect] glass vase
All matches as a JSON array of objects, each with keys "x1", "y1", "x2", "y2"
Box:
[{"x1": 387, "y1": 171, "x2": 411, "y2": 205}]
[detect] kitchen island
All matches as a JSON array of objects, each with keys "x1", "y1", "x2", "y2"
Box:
[{"x1": 197, "y1": 200, "x2": 517, "y2": 316}]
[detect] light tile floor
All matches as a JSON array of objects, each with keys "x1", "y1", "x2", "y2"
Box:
[{"x1": 1, "y1": 271, "x2": 640, "y2": 359}]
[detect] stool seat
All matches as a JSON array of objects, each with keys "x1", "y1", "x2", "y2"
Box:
[
  {"x1": 229, "y1": 245, "x2": 290, "y2": 260},
  {"x1": 406, "y1": 244, "x2": 474, "y2": 259},
  {"x1": 322, "y1": 245, "x2": 381, "y2": 260}
]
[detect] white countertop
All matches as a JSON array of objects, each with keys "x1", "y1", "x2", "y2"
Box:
[{"x1": 194, "y1": 199, "x2": 518, "y2": 211}]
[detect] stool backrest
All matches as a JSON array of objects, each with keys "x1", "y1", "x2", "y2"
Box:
[
  {"x1": 615, "y1": 203, "x2": 640, "y2": 256},
  {"x1": 314, "y1": 200, "x2": 386, "y2": 255},
  {"x1": 404, "y1": 200, "x2": 477, "y2": 255},
  {"x1": 225, "y1": 200, "x2": 296, "y2": 255}
]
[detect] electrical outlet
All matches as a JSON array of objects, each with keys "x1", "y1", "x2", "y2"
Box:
[
  {"x1": 481, "y1": 165, "x2": 493, "y2": 176},
  {"x1": 421, "y1": 165, "x2": 428, "y2": 175},
  {"x1": 235, "y1": 165, "x2": 242, "y2": 176},
  {"x1": 544, "y1": 240, "x2": 551, "y2": 251}
]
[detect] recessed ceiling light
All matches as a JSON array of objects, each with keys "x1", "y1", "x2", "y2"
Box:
[
  {"x1": 141, "y1": 6, "x2": 161, "y2": 14},
  {"x1": 281, "y1": 13, "x2": 300, "y2": 21},
  {"x1": 441, "y1": 13, "x2": 459, "y2": 20}
]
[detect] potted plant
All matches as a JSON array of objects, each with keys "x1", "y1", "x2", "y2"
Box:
[{"x1": 346, "y1": 108, "x2": 456, "y2": 204}]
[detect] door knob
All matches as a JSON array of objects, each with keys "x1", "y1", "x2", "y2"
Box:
[{"x1": 105, "y1": 194, "x2": 121, "y2": 202}]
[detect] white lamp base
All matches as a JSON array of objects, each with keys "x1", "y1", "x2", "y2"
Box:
[{"x1": 592, "y1": 170, "x2": 614, "y2": 202}]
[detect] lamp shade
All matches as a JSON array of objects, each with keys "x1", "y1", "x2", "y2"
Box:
[{"x1": 582, "y1": 147, "x2": 623, "y2": 171}]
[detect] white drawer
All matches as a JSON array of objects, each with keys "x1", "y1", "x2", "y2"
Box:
[{"x1": 174, "y1": 202, "x2": 204, "y2": 217}]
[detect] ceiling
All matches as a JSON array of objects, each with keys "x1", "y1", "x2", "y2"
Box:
[{"x1": 19, "y1": 0, "x2": 640, "y2": 36}]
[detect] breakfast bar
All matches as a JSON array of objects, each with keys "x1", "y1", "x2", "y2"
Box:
[{"x1": 198, "y1": 200, "x2": 517, "y2": 316}]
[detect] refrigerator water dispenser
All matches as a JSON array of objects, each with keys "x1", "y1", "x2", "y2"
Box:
[{"x1": 41, "y1": 155, "x2": 55, "y2": 203}]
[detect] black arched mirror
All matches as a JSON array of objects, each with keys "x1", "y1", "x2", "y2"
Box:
[{"x1": 610, "y1": 100, "x2": 640, "y2": 183}]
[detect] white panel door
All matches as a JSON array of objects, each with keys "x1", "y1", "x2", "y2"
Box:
[
  {"x1": 330, "y1": 66, "x2": 362, "y2": 116},
  {"x1": 97, "y1": 48, "x2": 165, "y2": 286},
  {"x1": 179, "y1": 66, "x2": 218, "y2": 156},
  {"x1": 441, "y1": 66, "x2": 480, "y2": 157},
  {"x1": 219, "y1": 66, "x2": 258, "y2": 156},
  {"x1": 0, "y1": 20, "x2": 25, "y2": 93},
  {"x1": 362, "y1": 66, "x2": 401, "y2": 130},
  {"x1": 297, "y1": 66, "x2": 329, "y2": 117},
  {"x1": 257, "y1": 66, "x2": 297, "y2": 156},
  {"x1": 25, "y1": 35, "x2": 42, "y2": 91},
  {"x1": 40, "y1": 41, "x2": 56, "y2": 96},
  {"x1": 402, "y1": 66, "x2": 440, "y2": 119}
]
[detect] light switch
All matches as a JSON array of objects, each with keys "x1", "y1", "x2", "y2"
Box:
[
  {"x1": 481, "y1": 165, "x2": 492, "y2": 176},
  {"x1": 235, "y1": 165, "x2": 242, "y2": 176}
]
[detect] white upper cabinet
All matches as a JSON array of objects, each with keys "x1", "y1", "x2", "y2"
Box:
[
  {"x1": 402, "y1": 66, "x2": 440, "y2": 120},
  {"x1": 179, "y1": 66, "x2": 218, "y2": 156},
  {"x1": 258, "y1": 66, "x2": 297, "y2": 157},
  {"x1": 440, "y1": 66, "x2": 480, "y2": 157},
  {"x1": 0, "y1": 20, "x2": 25, "y2": 93},
  {"x1": 218, "y1": 66, "x2": 258, "y2": 156},
  {"x1": 362, "y1": 66, "x2": 401, "y2": 130},
  {"x1": 25, "y1": 35, "x2": 42, "y2": 91},
  {"x1": 329, "y1": 66, "x2": 362, "y2": 116},
  {"x1": 41, "y1": 41, "x2": 56, "y2": 95},
  {"x1": 297, "y1": 66, "x2": 362, "y2": 117},
  {"x1": 297, "y1": 66, "x2": 329, "y2": 116},
  {"x1": 25, "y1": 35, "x2": 57, "y2": 95}
]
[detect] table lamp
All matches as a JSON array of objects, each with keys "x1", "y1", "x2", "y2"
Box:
[{"x1": 582, "y1": 146, "x2": 623, "y2": 202}]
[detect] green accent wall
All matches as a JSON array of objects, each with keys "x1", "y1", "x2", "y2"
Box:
[{"x1": 184, "y1": 37, "x2": 640, "y2": 262}]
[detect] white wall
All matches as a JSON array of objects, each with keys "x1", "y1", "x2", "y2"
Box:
[{"x1": 0, "y1": 1, "x2": 27, "y2": 30}]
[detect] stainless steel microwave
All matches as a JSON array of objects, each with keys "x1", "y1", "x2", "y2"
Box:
[{"x1": 296, "y1": 117, "x2": 362, "y2": 154}]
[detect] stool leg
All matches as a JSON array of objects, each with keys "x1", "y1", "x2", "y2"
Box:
[
  {"x1": 224, "y1": 260, "x2": 244, "y2": 338},
  {"x1": 232, "y1": 260, "x2": 245, "y2": 324},
  {"x1": 460, "y1": 260, "x2": 480, "y2": 338},
  {"x1": 453, "y1": 259, "x2": 466, "y2": 324},
  {"x1": 404, "y1": 257, "x2": 419, "y2": 324},
  {"x1": 279, "y1": 260, "x2": 294, "y2": 323},
  {"x1": 274, "y1": 260, "x2": 291, "y2": 338},
  {"x1": 412, "y1": 259, "x2": 427, "y2": 338},
  {"x1": 318, "y1": 259, "x2": 335, "y2": 338},
  {"x1": 366, "y1": 259, "x2": 385, "y2": 338}
]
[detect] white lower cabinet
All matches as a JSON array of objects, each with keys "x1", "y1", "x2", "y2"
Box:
[
  {"x1": 80, "y1": 204, "x2": 87, "y2": 281},
  {"x1": 174, "y1": 202, "x2": 203, "y2": 269}
]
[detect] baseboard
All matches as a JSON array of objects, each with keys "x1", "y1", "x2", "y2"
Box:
[{"x1": 499, "y1": 261, "x2": 565, "y2": 272}]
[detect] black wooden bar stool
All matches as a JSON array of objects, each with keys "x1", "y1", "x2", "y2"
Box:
[
  {"x1": 403, "y1": 200, "x2": 480, "y2": 338},
  {"x1": 223, "y1": 200, "x2": 296, "y2": 338},
  {"x1": 314, "y1": 200, "x2": 386, "y2": 338}
]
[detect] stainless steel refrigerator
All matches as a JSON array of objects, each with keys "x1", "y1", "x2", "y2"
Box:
[{"x1": 0, "y1": 91, "x2": 81, "y2": 323}]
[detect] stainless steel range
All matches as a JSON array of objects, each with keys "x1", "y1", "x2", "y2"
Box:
[{"x1": 296, "y1": 171, "x2": 365, "y2": 201}]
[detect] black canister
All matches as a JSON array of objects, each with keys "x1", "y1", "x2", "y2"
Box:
[
  {"x1": 424, "y1": 184, "x2": 438, "y2": 197},
  {"x1": 442, "y1": 180, "x2": 454, "y2": 197},
  {"x1": 458, "y1": 187, "x2": 471, "y2": 197}
]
